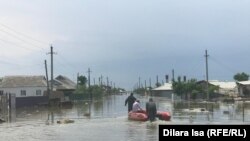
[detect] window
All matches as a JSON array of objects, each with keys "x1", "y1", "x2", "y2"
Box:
[
  {"x1": 36, "y1": 90, "x2": 42, "y2": 96},
  {"x1": 21, "y1": 90, "x2": 26, "y2": 96}
]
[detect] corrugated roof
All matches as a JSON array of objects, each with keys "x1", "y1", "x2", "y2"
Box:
[
  {"x1": 236, "y1": 81, "x2": 250, "y2": 85},
  {"x1": 209, "y1": 81, "x2": 236, "y2": 89},
  {"x1": 152, "y1": 83, "x2": 172, "y2": 91},
  {"x1": 54, "y1": 75, "x2": 76, "y2": 90},
  {"x1": 0, "y1": 75, "x2": 47, "y2": 88}
]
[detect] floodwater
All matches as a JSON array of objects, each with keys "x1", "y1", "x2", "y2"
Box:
[{"x1": 1, "y1": 94, "x2": 250, "y2": 141}]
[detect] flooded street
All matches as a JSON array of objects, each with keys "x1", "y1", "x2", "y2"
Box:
[{"x1": 1, "y1": 94, "x2": 250, "y2": 141}]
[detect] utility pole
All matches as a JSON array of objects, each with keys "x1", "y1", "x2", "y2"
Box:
[
  {"x1": 156, "y1": 75, "x2": 159, "y2": 86},
  {"x1": 106, "y1": 77, "x2": 109, "y2": 87},
  {"x1": 149, "y1": 78, "x2": 151, "y2": 88},
  {"x1": 47, "y1": 45, "x2": 56, "y2": 95},
  {"x1": 77, "y1": 72, "x2": 79, "y2": 89},
  {"x1": 98, "y1": 77, "x2": 100, "y2": 86},
  {"x1": 205, "y1": 50, "x2": 209, "y2": 101},
  {"x1": 87, "y1": 68, "x2": 92, "y2": 101},
  {"x1": 100, "y1": 75, "x2": 103, "y2": 86},
  {"x1": 145, "y1": 80, "x2": 147, "y2": 89},
  {"x1": 44, "y1": 60, "x2": 50, "y2": 98},
  {"x1": 87, "y1": 68, "x2": 91, "y2": 87},
  {"x1": 172, "y1": 69, "x2": 175, "y2": 82},
  {"x1": 139, "y1": 77, "x2": 141, "y2": 88}
]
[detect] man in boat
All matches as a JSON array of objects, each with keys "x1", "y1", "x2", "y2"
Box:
[
  {"x1": 132, "y1": 100, "x2": 143, "y2": 112},
  {"x1": 146, "y1": 98, "x2": 157, "y2": 122},
  {"x1": 125, "y1": 93, "x2": 136, "y2": 112}
]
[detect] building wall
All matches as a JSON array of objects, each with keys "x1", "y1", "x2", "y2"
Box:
[
  {"x1": 238, "y1": 85, "x2": 250, "y2": 97},
  {"x1": 151, "y1": 90, "x2": 173, "y2": 98},
  {"x1": 0, "y1": 86, "x2": 47, "y2": 97},
  {"x1": 217, "y1": 87, "x2": 238, "y2": 97}
]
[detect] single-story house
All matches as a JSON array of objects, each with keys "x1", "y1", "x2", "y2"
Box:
[
  {"x1": 53, "y1": 75, "x2": 76, "y2": 91},
  {"x1": 49, "y1": 75, "x2": 76, "y2": 101},
  {"x1": 236, "y1": 81, "x2": 250, "y2": 97},
  {"x1": 0, "y1": 75, "x2": 47, "y2": 97},
  {"x1": 197, "y1": 80, "x2": 238, "y2": 97},
  {"x1": 151, "y1": 83, "x2": 174, "y2": 98},
  {"x1": 51, "y1": 75, "x2": 76, "y2": 100},
  {"x1": 0, "y1": 75, "x2": 48, "y2": 107},
  {"x1": 209, "y1": 81, "x2": 238, "y2": 97}
]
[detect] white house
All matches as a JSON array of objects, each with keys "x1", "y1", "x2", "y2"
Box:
[
  {"x1": 151, "y1": 83, "x2": 173, "y2": 98},
  {"x1": 0, "y1": 75, "x2": 47, "y2": 97},
  {"x1": 208, "y1": 80, "x2": 238, "y2": 97}
]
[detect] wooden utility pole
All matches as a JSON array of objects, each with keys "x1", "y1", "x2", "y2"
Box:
[
  {"x1": 106, "y1": 77, "x2": 109, "y2": 87},
  {"x1": 205, "y1": 50, "x2": 209, "y2": 101},
  {"x1": 156, "y1": 75, "x2": 158, "y2": 86},
  {"x1": 77, "y1": 72, "x2": 79, "y2": 89},
  {"x1": 149, "y1": 78, "x2": 151, "y2": 88},
  {"x1": 44, "y1": 60, "x2": 50, "y2": 97},
  {"x1": 47, "y1": 45, "x2": 56, "y2": 97},
  {"x1": 139, "y1": 77, "x2": 141, "y2": 88},
  {"x1": 100, "y1": 75, "x2": 103, "y2": 86},
  {"x1": 87, "y1": 68, "x2": 92, "y2": 101}
]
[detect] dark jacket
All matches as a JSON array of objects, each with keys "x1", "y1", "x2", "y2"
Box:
[
  {"x1": 146, "y1": 101, "x2": 157, "y2": 122},
  {"x1": 125, "y1": 94, "x2": 136, "y2": 112}
]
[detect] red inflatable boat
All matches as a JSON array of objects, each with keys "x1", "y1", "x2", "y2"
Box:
[
  {"x1": 128, "y1": 111, "x2": 148, "y2": 121},
  {"x1": 128, "y1": 110, "x2": 171, "y2": 121}
]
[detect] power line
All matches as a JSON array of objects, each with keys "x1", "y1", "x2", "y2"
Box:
[
  {"x1": 0, "y1": 37, "x2": 42, "y2": 52},
  {"x1": 0, "y1": 28, "x2": 46, "y2": 51},
  {"x1": 0, "y1": 23, "x2": 48, "y2": 46},
  {"x1": 209, "y1": 56, "x2": 238, "y2": 74}
]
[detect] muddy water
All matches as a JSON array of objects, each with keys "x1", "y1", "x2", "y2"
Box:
[{"x1": 0, "y1": 94, "x2": 249, "y2": 141}]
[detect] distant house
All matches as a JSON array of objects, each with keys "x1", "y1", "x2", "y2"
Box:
[
  {"x1": 0, "y1": 75, "x2": 47, "y2": 97},
  {"x1": 49, "y1": 75, "x2": 76, "y2": 102},
  {"x1": 51, "y1": 75, "x2": 76, "y2": 100},
  {"x1": 151, "y1": 83, "x2": 173, "y2": 98},
  {"x1": 197, "y1": 80, "x2": 238, "y2": 97},
  {"x1": 236, "y1": 81, "x2": 250, "y2": 97}
]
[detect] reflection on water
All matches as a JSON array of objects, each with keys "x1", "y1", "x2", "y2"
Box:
[{"x1": 1, "y1": 94, "x2": 250, "y2": 141}]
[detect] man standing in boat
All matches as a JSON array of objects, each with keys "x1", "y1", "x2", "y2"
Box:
[
  {"x1": 146, "y1": 98, "x2": 157, "y2": 122},
  {"x1": 125, "y1": 93, "x2": 136, "y2": 112}
]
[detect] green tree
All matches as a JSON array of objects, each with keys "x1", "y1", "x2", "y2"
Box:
[
  {"x1": 233, "y1": 72, "x2": 249, "y2": 81},
  {"x1": 172, "y1": 79, "x2": 199, "y2": 99},
  {"x1": 78, "y1": 75, "x2": 87, "y2": 86},
  {"x1": 172, "y1": 78, "x2": 219, "y2": 100}
]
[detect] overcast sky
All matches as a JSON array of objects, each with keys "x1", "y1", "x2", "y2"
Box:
[{"x1": 0, "y1": 0, "x2": 249, "y2": 90}]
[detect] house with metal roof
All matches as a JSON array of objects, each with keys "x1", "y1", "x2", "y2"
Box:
[
  {"x1": 0, "y1": 75, "x2": 48, "y2": 107},
  {"x1": 51, "y1": 75, "x2": 76, "y2": 93},
  {"x1": 236, "y1": 81, "x2": 250, "y2": 97},
  {"x1": 53, "y1": 75, "x2": 76, "y2": 91},
  {"x1": 0, "y1": 75, "x2": 47, "y2": 97},
  {"x1": 151, "y1": 83, "x2": 173, "y2": 98},
  {"x1": 197, "y1": 80, "x2": 238, "y2": 97},
  {"x1": 209, "y1": 80, "x2": 238, "y2": 97}
]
